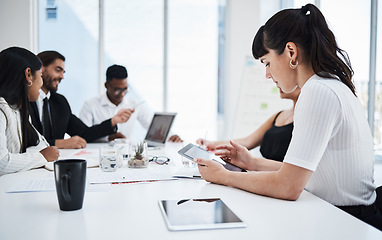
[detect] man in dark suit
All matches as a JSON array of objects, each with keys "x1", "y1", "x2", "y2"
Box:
[{"x1": 29, "y1": 51, "x2": 130, "y2": 149}]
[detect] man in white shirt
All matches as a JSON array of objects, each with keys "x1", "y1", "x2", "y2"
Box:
[{"x1": 79, "y1": 64, "x2": 182, "y2": 142}]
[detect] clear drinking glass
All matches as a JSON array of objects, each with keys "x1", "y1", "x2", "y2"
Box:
[
  {"x1": 99, "y1": 146, "x2": 118, "y2": 172},
  {"x1": 114, "y1": 139, "x2": 130, "y2": 167}
]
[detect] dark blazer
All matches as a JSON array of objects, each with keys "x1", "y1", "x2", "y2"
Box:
[{"x1": 29, "y1": 92, "x2": 116, "y2": 146}]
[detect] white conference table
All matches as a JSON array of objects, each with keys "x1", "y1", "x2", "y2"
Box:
[{"x1": 0, "y1": 142, "x2": 381, "y2": 240}]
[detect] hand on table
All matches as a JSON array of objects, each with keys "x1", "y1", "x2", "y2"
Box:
[
  {"x1": 108, "y1": 132, "x2": 126, "y2": 141},
  {"x1": 40, "y1": 146, "x2": 59, "y2": 162},
  {"x1": 55, "y1": 136, "x2": 87, "y2": 149},
  {"x1": 168, "y1": 135, "x2": 183, "y2": 142}
]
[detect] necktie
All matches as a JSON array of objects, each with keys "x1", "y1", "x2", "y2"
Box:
[{"x1": 42, "y1": 97, "x2": 53, "y2": 140}]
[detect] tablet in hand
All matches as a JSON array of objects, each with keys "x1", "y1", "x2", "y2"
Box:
[{"x1": 178, "y1": 143, "x2": 246, "y2": 172}]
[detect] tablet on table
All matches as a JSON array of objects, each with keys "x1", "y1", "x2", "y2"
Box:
[{"x1": 158, "y1": 198, "x2": 247, "y2": 231}]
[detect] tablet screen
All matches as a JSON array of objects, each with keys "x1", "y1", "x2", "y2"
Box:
[
  {"x1": 178, "y1": 144, "x2": 246, "y2": 172},
  {"x1": 184, "y1": 145, "x2": 217, "y2": 160},
  {"x1": 158, "y1": 198, "x2": 246, "y2": 231}
]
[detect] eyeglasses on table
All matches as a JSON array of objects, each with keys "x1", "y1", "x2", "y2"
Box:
[{"x1": 148, "y1": 156, "x2": 170, "y2": 165}]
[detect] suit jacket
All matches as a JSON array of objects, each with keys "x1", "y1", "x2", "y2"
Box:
[{"x1": 29, "y1": 92, "x2": 116, "y2": 146}]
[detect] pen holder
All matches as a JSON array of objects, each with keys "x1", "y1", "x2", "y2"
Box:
[{"x1": 128, "y1": 141, "x2": 148, "y2": 168}]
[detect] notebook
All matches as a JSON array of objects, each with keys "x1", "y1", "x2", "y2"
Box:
[{"x1": 145, "y1": 112, "x2": 176, "y2": 147}]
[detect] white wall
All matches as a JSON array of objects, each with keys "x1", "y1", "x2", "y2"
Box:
[
  {"x1": 222, "y1": 0, "x2": 261, "y2": 139},
  {"x1": 0, "y1": 0, "x2": 38, "y2": 52},
  {"x1": 220, "y1": 0, "x2": 282, "y2": 140}
]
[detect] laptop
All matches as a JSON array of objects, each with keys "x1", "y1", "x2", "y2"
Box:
[{"x1": 144, "y1": 112, "x2": 177, "y2": 148}]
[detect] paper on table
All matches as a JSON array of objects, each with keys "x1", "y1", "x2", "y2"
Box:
[
  {"x1": 7, "y1": 178, "x2": 55, "y2": 193},
  {"x1": 87, "y1": 169, "x2": 176, "y2": 184},
  {"x1": 44, "y1": 149, "x2": 100, "y2": 171},
  {"x1": 6, "y1": 178, "x2": 111, "y2": 193}
]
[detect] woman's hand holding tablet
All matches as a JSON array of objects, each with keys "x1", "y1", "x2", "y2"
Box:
[{"x1": 178, "y1": 143, "x2": 247, "y2": 172}]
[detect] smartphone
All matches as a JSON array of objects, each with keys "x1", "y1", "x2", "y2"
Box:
[{"x1": 178, "y1": 143, "x2": 247, "y2": 172}]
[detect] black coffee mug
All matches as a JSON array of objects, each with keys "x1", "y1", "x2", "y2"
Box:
[{"x1": 54, "y1": 159, "x2": 87, "y2": 211}]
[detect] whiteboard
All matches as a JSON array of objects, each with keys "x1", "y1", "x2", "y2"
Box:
[{"x1": 232, "y1": 56, "x2": 292, "y2": 138}]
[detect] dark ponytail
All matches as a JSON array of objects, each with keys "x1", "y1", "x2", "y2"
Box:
[
  {"x1": 0, "y1": 47, "x2": 42, "y2": 152},
  {"x1": 252, "y1": 4, "x2": 355, "y2": 95}
]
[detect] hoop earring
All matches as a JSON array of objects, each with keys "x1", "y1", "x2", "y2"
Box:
[
  {"x1": 27, "y1": 81, "x2": 33, "y2": 87},
  {"x1": 289, "y1": 59, "x2": 299, "y2": 69}
]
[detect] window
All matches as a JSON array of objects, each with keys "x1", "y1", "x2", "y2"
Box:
[
  {"x1": 39, "y1": 0, "x2": 99, "y2": 115},
  {"x1": 320, "y1": 0, "x2": 371, "y2": 111},
  {"x1": 104, "y1": 0, "x2": 164, "y2": 112},
  {"x1": 291, "y1": 1, "x2": 378, "y2": 145},
  {"x1": 167, "y1": 0, "x2": 219, "y2": 139},
  {"x1": 319, "y1": 1, "x2": 381, "y2": 145},
  {"x1": 39, "y1": 0, "x2": 220, "y2": 141},
  {"x1": 46, "y1": 0, "x2": 58, "y2": 19},
  {"x1": 375, "y1": 2, "x2": 382, "y2": 147}
]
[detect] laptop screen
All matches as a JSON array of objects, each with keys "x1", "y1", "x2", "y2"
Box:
[{"x1": 145, "y1": 113, "x2": 176, "y2": 145}]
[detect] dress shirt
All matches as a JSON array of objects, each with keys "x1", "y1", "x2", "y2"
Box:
[
  {"x1": 79, "y1": 92, "x2": 153, "y2": 142},
  {"x1": 36, "y1": 89, "x2": 50, "y2": 122}
]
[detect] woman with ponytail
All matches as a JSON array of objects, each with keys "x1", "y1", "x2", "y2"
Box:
[
  {"x1": 0, "y1": 47, "x2": 59, "y2": 176},
  {"x1": 194, "y1": 4, "x2": 381, "y2": 230}
]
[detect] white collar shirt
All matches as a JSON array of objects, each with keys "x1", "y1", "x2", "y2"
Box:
[
  {"x1": 36, "y1": 90, "x2": 51, "y2": 122},
  {"x1": 79, "y1": 92, "x2": 153, "y2": 142}
]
